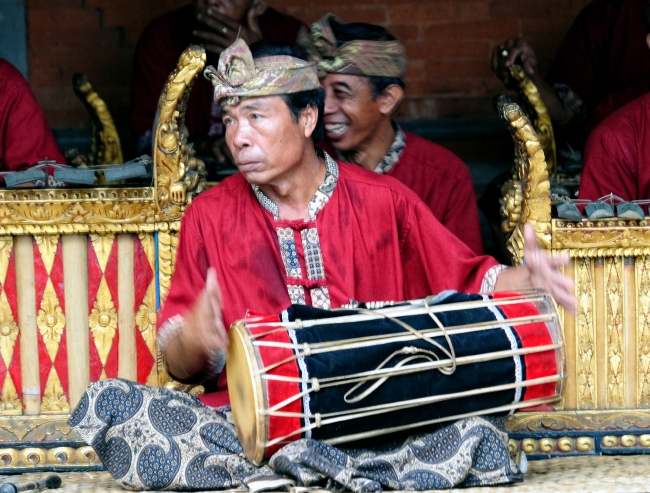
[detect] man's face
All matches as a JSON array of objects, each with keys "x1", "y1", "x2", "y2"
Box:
[
  {"x1": 322, "y1": 74, "x2": 384, "y2": 152},
  {"x1": 193, "y1": 0, "x2": 253, "y2": 21},
  {"x1": 222, "y1": 96, "x2": 311, "y2": 185}
]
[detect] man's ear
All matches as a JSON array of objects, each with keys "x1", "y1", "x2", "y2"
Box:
[
  {"x1": 301, "y1": 105, "x2": 319, "y2": 140},
  {"x1": 377, "y1": 84, "x2": 405, "y2": 117},
  {"x1": 646, "y1": 33, "x2": 650, "y2": 51}
]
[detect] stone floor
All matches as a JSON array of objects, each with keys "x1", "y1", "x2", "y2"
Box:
[{"x1": 1, "y1": 455, "x2": 649, "y2": 492}]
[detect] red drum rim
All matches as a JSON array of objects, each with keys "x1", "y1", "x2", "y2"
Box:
[{"x1": 227, "y1": 320, "x2": 268, "y2": 465}]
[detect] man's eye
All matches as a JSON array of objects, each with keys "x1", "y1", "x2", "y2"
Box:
[
  {"x1": 224, "y1": 118, "x2": 234, "y2": 125},
  {"x1": 251, "y1": 113, "x2": 261, "y2": 120}
]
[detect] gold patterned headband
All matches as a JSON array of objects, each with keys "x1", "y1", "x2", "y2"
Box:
[
  {"x1": 300, "y1": 14, "x2": 406, "y2": 79},
  {"x1": 204, "y1": 38, "x2": 321, "y2": 106}
]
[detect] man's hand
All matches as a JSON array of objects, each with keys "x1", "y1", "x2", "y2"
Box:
[
  {"x1": 491, "y1": 38, "x2": 539, "y2": 88},
  {"x1": 194, "y1": 7, "x2": 263, "y2": 59},
  {"x1": 165, "y1": 268, "x2": 229, "y2": 381},
  {"x1": 522, "y1": 224, "x2": 576, "y2": 312},
  {"x1": 495, "y1": 223, "x2": 576, "y2": 314}
]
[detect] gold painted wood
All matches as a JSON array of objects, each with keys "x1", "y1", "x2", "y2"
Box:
[
  {"x1": 15, "y1": 236, "x2": 40, "y2": 415},
  {"x1": 117, "y1": 234, "x2": 136, "y2": 381},
  {"x1": 153, "y1": 45, "x2": 207, "y2": 221},
  {"x1": 63, "y1": 235, "x2": 89, "y2": 410},
  {"x1": 73, "y1": 73, "x2": 123, "y2": 166},
  {"x1": 497, "y1": 96, "x2": 551, "y2": 264},
  {"x1": 508, "y1": 64, "x2": 557, "y2": 176}
]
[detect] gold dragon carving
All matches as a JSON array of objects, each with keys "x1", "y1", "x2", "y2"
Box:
[
  {"x1": 154, "y1": 45, "x2": 208, "y2": 221},
  {"x1": 72, "y1": 73, "x2": 123, "y2": 166},
  {"x1": 509, "y1": 64, "x2": 557, "y2": 176},
  {"x1": 497, "y1": 96, "x2": 552, "y2": 264}
]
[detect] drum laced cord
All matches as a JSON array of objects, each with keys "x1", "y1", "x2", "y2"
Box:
[
  {"x1": 342, "y1": 296, "x2": 457, "y2": 403},
  {"x1": 262, "y1": 296, "x2": 460, "y2": 439}
]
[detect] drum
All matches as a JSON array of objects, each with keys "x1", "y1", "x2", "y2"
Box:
[{"x1": 227, "y1": 290, "x2": 565, "y2": 464}]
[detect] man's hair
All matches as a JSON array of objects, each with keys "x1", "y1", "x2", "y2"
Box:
[
  {"x1": 250, "y1": 42, "x2": 325, "y2": 144},
  {"x1": 329, "y1": 21, "x2": 405, "y2": 99}
]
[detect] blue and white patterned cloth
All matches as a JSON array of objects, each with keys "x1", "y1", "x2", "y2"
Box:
[{"x1": 70, "y1": 379, "x2": 522, "y2": 491}]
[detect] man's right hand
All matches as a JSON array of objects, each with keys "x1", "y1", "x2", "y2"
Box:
[
  {"x1": 491, "y1": 38, "x2": 539, "y2": 88},
  {"x1": 165, "y1": 268, "x2": 229, "y2": 381}
]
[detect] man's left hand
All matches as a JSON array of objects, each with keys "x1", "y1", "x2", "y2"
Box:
[
  {"x1": 194, "y1": 7, "x2": 262, "y2": 57},
  {"x1": 495, "y1": 223, "x2": 576, "y2": 313}
]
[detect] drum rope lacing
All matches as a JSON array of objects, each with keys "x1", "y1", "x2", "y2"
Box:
[{"x1": 243, "y1": 292, "x2": 565, "y2": 449}]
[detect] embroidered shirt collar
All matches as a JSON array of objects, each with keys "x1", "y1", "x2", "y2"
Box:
[
  {"x1": 252, "y1": 150, "x2": 339, "y2": 220},
  {"x1": 336, "y1": 123, "x2": 406, "y2": 174}
]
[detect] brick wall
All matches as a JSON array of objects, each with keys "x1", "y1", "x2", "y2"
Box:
[{"x1": 27, "y1": 0, "x2": 591, "y2": 130}]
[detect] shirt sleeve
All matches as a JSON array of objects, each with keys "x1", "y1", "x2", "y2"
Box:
[
  {"x1": 437, "y1": 161, "x2": 484, "y2": 256},
  {"x1": 158, "y1": 204, "x2": 210, "y2": 329},
  {"x1": 0, "y1": 71, "x2": 65, "y2": 170},
  {"x1": 400, "y1": 199, "x2": 500, "y2": 298},
  {"x1": 579, "y1": 120, "x2": 637, "y2": 201}
]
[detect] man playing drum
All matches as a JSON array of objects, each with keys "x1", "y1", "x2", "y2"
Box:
[
  {"x1": 69, "y1": 39, "x2": 575, "y2": 491},
  {"x1": 158, "y1": 39, "x2": 574, "y2": 394}
]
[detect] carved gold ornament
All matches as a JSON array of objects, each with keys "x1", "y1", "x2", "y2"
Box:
[
  {"x1": 89, "y1": 279, "x2": 117, "y2": 365},
  {"x1": 36, "y1": 281, "x2": 65, "y2": 362},
  {"x1": 41, "y1": 369, "x2": 69, "y2": 414},
  {"x1": 154, "y1": 45, "x2": 207, "y2": 221},
  {"x1": 508, "y1": 64, "x2": 557, "y2": 176},
  {"x1": 497, "y1": 97, "x2": 551, "y2": 264}
]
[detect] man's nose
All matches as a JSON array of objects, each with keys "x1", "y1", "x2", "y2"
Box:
[
  {"x1": 232, "y1": 122, "x2": 251, "y2": 148},
  {"x1": 324, "y1": 92, "x2": 338, "y2": 116}
]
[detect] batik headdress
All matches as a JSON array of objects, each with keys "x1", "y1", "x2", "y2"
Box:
[
  {"x1": 204, "y1": 38, "x2": 321, "y2": 106},
  {"x1": 299, "y1": 14, "x2": 406, "y2": 79}
]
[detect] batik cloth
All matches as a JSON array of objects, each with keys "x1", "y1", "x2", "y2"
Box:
[
  {"x1": 69, "y1": 379, "x2": 522, "y2": 491},
  {"x1": 204, "y1": 38, "x2": 320, "y2": 106},
  {"x1": 300, "y1": 14, "x2": 406, "y2": 78}
]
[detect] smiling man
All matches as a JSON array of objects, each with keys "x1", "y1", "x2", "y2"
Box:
[{"x1": 301, "y1": 15, "x2": 484, "y2": 254}]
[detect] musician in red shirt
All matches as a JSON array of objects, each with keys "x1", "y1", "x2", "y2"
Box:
[
  {"x1": 157, "y1": 40, "x2": 575, "y2": 389},
  {"x1": 301, "y1": 15, "x2": 484, "y2": 255},
  {"x1": 579, "y1": 92, "x2": 650, "y2": 201},
  {"x1": 0, "y1": 58, "x2": 65, "y2": 171},
  {"x1": 131, "y1": 0, "x2": 305, "y2": 159}
]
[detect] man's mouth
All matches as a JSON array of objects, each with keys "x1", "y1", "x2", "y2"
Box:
[{"x1": 324, "y1": 123, "x2": 349, "y2": 138}]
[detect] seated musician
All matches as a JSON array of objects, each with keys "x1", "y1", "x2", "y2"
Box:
[
  {"x1": 158, "y1": 40, "x2": 574, "y2": 393},
  {"x1": 70, "y1": 39, "x2": 575, "y2": 491},
  {"x1": 131, "y1": 0, "x2": 305, "y2": 161},
  {"x1": 492, "y1": 0, "x2": 650, "y2": 147},
  {"x1": 579, "y1": 92, "x2": 650, "y2": 201},
  {"x1": 0, "y1": 58, "x2": 65, "y2": 171},
  {"x1": 302, "y1": 15, "x2": 484, "y2": 254}
]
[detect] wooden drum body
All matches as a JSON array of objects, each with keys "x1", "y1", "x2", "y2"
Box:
[{"x1": 227, "y1": 290, "x2": 565, "y2": 464}]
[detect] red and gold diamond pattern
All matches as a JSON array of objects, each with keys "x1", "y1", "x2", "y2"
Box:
[
  {"x1": 34, "y1": 235, "x2": 70, "y2": 414},
  {"x1": 88, "y1": 234, "x2": 119, "y2": 382},
  {"x1": 0, "y1": 237, "x2": 21, "y2": 415},
  {"x1": 134, "y1": 233, "x2": 156, "y2": 385}
]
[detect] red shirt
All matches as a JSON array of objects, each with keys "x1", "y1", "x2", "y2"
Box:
[
  {"x1": 386, "y1": 132, "x2": 483, "y2": 255},
  {"x1": 0, "y1": 59, "x2": 65, "y2": 171},
  {"x1": 159, "y1": 159, "x2": 498, "y2": 331},
  {"x1": 579, "y1": 93, "x2": 650, "y2": 201},
  {"x1": 131, "y1": 5, "x2": 305, "y2": 140},
  {"x1": 320, "y1": 132, "x2": 483, "y2": 255}
]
